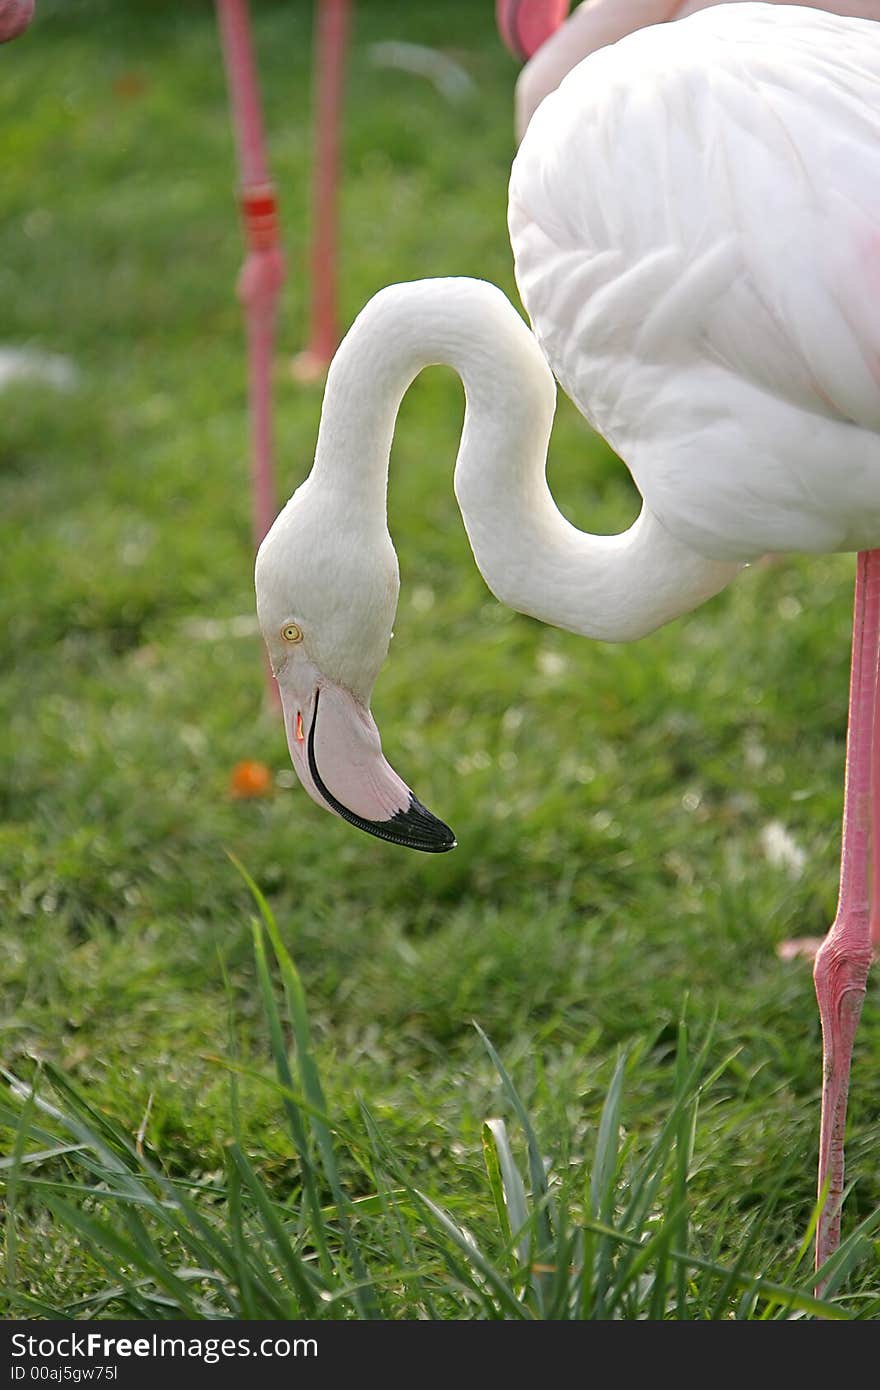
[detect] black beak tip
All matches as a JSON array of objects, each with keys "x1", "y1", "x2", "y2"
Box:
[{"x1": 390, "y1": 794, "x2": 457, "y2": 853}]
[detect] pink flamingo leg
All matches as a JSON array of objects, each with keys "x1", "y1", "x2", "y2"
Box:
[
  {"x1": 292, "y1": 0, "x2": 350, "y2": 383},
  {"x1": 215, "y1": 0, "x2": 285, "y2": 549},
  {"x1": 813, "y1": 548, "x2": 879, "y2": 1276}
]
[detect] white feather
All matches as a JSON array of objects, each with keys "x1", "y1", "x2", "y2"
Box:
[{"x1": 509, "y1": 3, "x2": 880, "y2": 560}]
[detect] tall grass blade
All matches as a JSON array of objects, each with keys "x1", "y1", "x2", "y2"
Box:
[
  {"x1": 414, "y1": 1190, "x2": 527, "y2": 1319},
  {"x1": 483, "y1": 1117, "x2": 530, "y2": 1272},
  {"x1": 475, "y1": 1027, "x2": 553, "y2": 1243},
  {"x1": 359, "y1": 1101, "x2": 438, "y2": 1319},
  {"x1": 589, "y1": 1048, "x2": 627, "y2": 1319},
  {"x1": 673, "y1": 1020, "x2": 693, "y2": 1319},
  {"x1": 4, "y1": 1063, "x2": 39, "y2": 1302},
  {"x1": 45, "y1": 1195, "x2": 204, "y2": 1318},
  {"x1": 249, "y1": 917, "x2": 331, "y2": 1279},
  {"x1": 227, "y1": 1141, "x2": 320, "y2": 1317},
  {"x1": 228, "y1": 852, "x2": 379, "y2": 1318}
]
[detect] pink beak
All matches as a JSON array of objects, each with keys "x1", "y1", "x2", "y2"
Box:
[{"x1": 277, "y1": 669, "x2": 456, "y2": 853}]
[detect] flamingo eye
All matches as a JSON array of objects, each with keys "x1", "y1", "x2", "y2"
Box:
[
  {"x1": 295, "y1": 711, "x2": 304, "y2": 743},
  {"x1": 281, "y1": 622, "x2": 303, "y2": 644}
]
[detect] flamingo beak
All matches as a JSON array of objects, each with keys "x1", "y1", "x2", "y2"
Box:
[{"x1": 276, "y1": 668, "x2": 456, "y2": 853}]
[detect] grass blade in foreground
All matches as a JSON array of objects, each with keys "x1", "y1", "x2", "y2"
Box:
[
  {"x1": 2, "y1": 865, "x2": 878, "y2": 1319},
  {"x1": 228, "y1": 850, "x2": 379, "y2": 1319}
]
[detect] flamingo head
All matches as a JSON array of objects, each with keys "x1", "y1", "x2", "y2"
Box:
[{"x1": 255, "y1": 482, "x2": 456, "y2": 853}]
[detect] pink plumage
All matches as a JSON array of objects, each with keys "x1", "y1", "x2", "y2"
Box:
[{"x1": 496, "y1": 0, "x2": 571, "y2": 59}]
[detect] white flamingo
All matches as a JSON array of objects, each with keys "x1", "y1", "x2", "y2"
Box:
[{"x1": 255, "y1": 5, "x2": 880, "y2": 1272}]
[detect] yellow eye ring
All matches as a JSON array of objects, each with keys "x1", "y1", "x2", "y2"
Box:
[{"x1": 281, "y1": 622, "x2": 303, "y2": 644}]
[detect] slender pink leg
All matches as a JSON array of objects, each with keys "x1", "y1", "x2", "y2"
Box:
[
  {"x1": 292, "y1": 0, "x2": 350, "y2": 382},
  {"x1": 813, "y1": 549, "x2": 879, "y2": 1276},
  {"x1": 215, "y1": 0, "x2": 285, "y2": 549},
  {"x1": 870, "y1": 624, "x2": 880, "y2": 956},
  {"x1": 216, "y1": 0, "x2": 284, "y2": 706}
]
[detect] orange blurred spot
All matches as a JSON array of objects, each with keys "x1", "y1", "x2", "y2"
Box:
[
  {"x1": 113, "y1": 71, "x2": 149, "y2": 100},
  {"x1": 229, "y1": 759, "x2": 272, "y2": 799}
]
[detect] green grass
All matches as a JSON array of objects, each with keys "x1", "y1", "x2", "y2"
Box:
[
  {"x1": 3, "y1": 871, "x2": 875, "y2": 1320},
  {"x1": 1, "y1": 0, "x2": 878, "y2": 1318}
]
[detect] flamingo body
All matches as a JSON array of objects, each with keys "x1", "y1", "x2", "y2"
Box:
[
  {"x1": 510, "y1": 4, "x2": 880, "y2": 562},
  {"x1": 256, "y1": 4, "x2": 880, "y2": 1272}
]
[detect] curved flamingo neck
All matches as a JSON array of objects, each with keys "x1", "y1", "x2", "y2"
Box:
[{"x1": 311, "y1": 278, "x2": 737, "y2": 641}]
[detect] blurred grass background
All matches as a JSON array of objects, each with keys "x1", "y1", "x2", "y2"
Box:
[{"x1": 1, "y1": 0, "x2": 878, "y2": 1313}]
